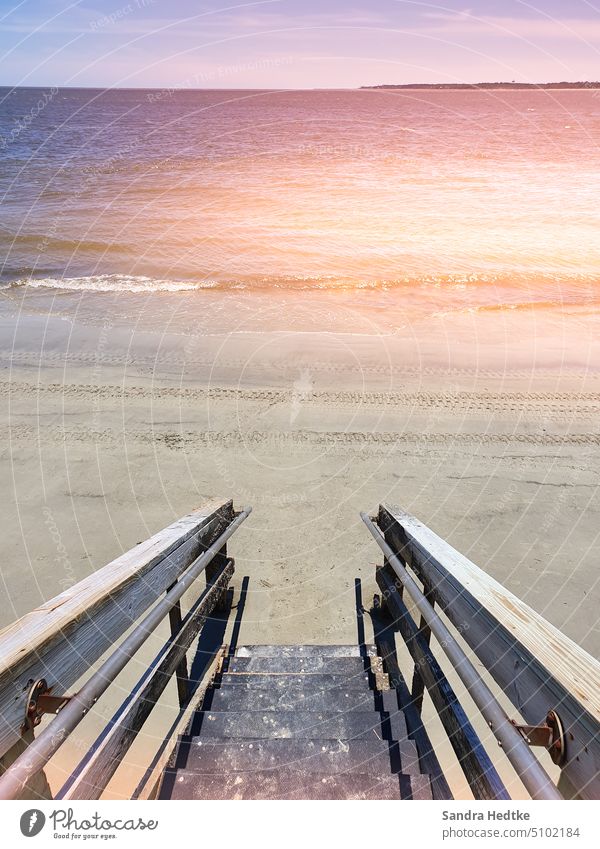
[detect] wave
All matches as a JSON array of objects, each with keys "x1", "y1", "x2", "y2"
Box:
[
  {"x1": 3, "y1": 271, "x2": 600, "y2": 301},
  {"x1": 4, "y1": 274, "x2": 203, "y2": 293},
  {"x1": 3, "y1": 272, "x2": 438, "y2": 294}
]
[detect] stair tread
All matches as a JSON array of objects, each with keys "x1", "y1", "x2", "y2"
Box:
[
  {"x1": 235, "y1": 645, "x2": 377, "y2": 658},
  {"x1": 180, "y1": 737, "x2": 421, "y2": 776},
  {"x1": 218, "y1": 673, "x2": 373, "y2": 690},
  {"x1": 191, "y1": 709, "x2": 408, "y2": 741},
  {"x1": 207, "y1": 686, "x2": 384, "y2": 712},
  {"x1": 157, "y1": 642, "x2": 436, "y2": 800},
  {"x1": 227, "y1": 656, "x2": 370, "y2": 675},
  {"x1": 163, "y1": 769, "x2": 432, "y2": 800}
]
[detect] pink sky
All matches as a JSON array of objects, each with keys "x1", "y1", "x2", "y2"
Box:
[{"x1": 2, "y1": 1, "x2": 599, "y2": 88}]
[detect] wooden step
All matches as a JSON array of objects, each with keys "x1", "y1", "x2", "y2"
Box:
[
  {"x1": 179, "y1": 737, "x2": 421, "y2": 776},
  {"x1": 190, "y1": 710, "x2": 408, "y2": 741},
  {"x1": 208, "y1": 686, "x2": 403, "y2": 718},
  {"x1": 218, "y1": 672, "x2": 373, "y2": 690},
  {"x1": 206, "y1": 685, "x2": 382, "y2": 713},
  {"x1": 227, "y1": 656, "x2": 370, "y2": 675},
  {"x1": 234, "y1": 645, "x2": 377, "y2": 658},
  {"x1": 163, "y1": 768, "x2": 432, "y2": 800}
]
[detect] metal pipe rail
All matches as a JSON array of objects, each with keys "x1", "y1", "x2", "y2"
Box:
[
  {"x1": 0, "y1": 506, "x2": 252, "y2": 800},
  {"x1": 360, "y1": 511, "x2": 562, "y2": 801}
]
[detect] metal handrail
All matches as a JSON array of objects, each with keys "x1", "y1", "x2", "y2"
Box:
[
  {"x1": 0, "y1": 506, "x2": 252, "y2": 800},
  {"x1": 361, "y1": 511, "x2": 562, "y2": 801}
]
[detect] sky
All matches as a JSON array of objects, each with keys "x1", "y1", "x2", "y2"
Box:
[{"x1": 1, "y1": 0, "x2": 599, "y2": 88}]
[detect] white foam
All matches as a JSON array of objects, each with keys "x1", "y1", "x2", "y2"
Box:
[{"x1": 14, "y1": 274, "x2": 211, "y2": 293}]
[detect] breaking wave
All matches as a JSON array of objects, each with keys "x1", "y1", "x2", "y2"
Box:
[{"x1": 1, "y1": 271, "x2": 599, "y2": 312}]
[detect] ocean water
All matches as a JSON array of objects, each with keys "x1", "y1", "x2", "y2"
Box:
[{"x1": 1, "y1": 87, "x2": 599, "y2": 318}]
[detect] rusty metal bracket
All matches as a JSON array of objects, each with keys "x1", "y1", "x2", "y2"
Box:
[
  {"x1": 510, "y1": 711, "x2": 566, "y2": 766},
  {"x1": 21, "y1": 679, "x2": 72, "y2": 735}
]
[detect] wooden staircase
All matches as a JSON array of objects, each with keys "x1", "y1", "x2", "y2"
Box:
[
  {"x1": 158, "y1": 644, "x2": 434, "y2": 800},
  {"x1": 2, "y1": 501, "x2": 596, "y2": 801}
]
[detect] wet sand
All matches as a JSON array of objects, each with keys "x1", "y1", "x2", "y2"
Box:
[{"x1": 1, "y1": 287, "x2": 599, "y2": 799}]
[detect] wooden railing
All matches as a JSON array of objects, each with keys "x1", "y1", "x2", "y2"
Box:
[
  {"x1": 372, "y1": 504, "x2": 600, "y2": 801},
  {"x1": 0, "y1": 499, "x2": 246, "y2": 799}
]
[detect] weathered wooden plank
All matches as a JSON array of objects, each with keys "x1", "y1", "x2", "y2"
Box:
[
  {"x1": 135, "y1": 646, "x2": 227, "y2": 800},
  {"x1": 0, "y1": 499, "x2": 233, "y2": 758},
  {"x1": 168, "y1": 598, "x2": 189, "y2": 708},
  {"x1": 377, "y1": 565, "x2": 509, "y2": 800},
  {"x1": 219, "y1": 673, "x2": 372, "y2": 689},
  {"x1": 208, "y1": 686, "x2": 379, "y2": 713},
  {"x1": 192, "y1": 710, "x2": 409, "y2": 741},
  {"x1": 410, "y1": 579, "x2": 435, "y2": 713},
  {"x1": 234, "y1": 645, "x2": 377, "y2": 658},
  {"x1": 179, "y1": 737, "x2": 420, "y2": 776},
  {"x1": 370, "y1": 605, "x2": 454, "y2": 800},
  {"x1": 59, "y1": 560, "x2": 234, "y2": 800},
  {"x1": 227, "y1": 656, "x2": 369, "y2": 674},
  {"x1": 378, "y1": 504, "x2": 600, "y2": 800},
  {"x1": 205, "y1": 540, "x2": 229, "y2": 612},
  {"x1": 164, "y1": 768, "x2": 417, "y2": 800}
]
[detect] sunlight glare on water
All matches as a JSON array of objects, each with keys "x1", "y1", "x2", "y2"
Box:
[{"x1": 1, "y1": 87, "x2": 599, "y2": 320}]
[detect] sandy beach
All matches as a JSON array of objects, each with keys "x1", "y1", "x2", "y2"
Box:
[
  {"x1": 2, "y1": 286, "x2": 599, "y2": 648},
  {"x1": 1, "y1": 286, "x2": 598, "y2": 797}
]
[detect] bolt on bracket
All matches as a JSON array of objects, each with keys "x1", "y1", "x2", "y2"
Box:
[
  {"x1": 21, "y1": 679, "x2": 72, "y2": 735},
  {"x1": 510, "y1": 710, "x2": 566, "y2": 766}
]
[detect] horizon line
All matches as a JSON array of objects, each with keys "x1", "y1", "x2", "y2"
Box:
[{"x1": 2, "y1": 81, "x2": 600, "y2": 92}]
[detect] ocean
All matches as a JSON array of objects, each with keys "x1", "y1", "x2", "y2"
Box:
[{"x1": 1, "y1": 86, "x2": 599, "y2": 325}]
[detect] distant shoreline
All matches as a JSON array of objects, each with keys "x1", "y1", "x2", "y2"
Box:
[
  {"x1": 3, "y1": 83, "x2": 600, "y2": 93},
  {"x1": 361, "y1": 82, "x2": 600, "y2": 90}
]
